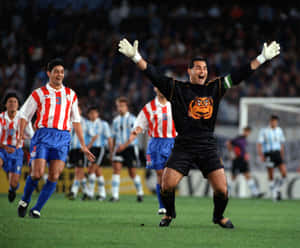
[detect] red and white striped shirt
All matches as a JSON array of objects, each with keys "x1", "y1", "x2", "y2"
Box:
[
  {"x1": 134, "y1": 97, "x2": 177, "y2": 138},
  {"x1": 20, "y1": 83, "x2": 81, "y2": 131},
  {"x1": 0, "y1": 111, "x2": 34, "y2": 147}
]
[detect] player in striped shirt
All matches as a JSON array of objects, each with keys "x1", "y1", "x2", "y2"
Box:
[
  {"x1": 257, "y1": 115, "x2": 287, "y2": 201},
  {"x1": 0, "y1": 93, "x2": 34, "y2": 202},
  {"x1": 111, "y1": 97, "x2": 144, "y2": 202},
  {"x1": 17, "y1": 58, "x2": 95, "y2": 218},
  {"x1": 67, "y1": 106, "x2": 89, "y2": 200},
  {"x1": 82, "y1": 106, "x2": 113, "y2": 201},
  {"x1": 119, "y1": 87, "x2": 177, "y2": 214}
]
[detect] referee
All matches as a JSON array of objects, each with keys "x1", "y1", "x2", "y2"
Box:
[
  {"x1": 257, "y1": 115, "x2": 287, "y2": 201},
  {"x1": 118, "y1": 39, "x2": 280, "y2": 228}
]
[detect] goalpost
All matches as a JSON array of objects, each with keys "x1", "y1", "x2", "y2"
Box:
[{"x1": 239, "y1": 97, "x2": 300, "y2": 171}]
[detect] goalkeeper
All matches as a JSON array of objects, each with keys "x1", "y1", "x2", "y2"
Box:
[{"x1": 118, "y1": 39, "x2": 280, "y2": 228}]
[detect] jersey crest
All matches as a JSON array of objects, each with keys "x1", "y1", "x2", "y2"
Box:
[{"x1": 188, "y1": 97, "x2": 213, "y2": 120}]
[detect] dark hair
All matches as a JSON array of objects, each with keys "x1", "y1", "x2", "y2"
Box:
[
  {"x1": 243, "y1": 126, "x2": 252, "y2": 132},
  {"x1": 47, "y1": 58, "x2": 65, "y2": 72},
  {"x1": 270, "y1": 114, "x2": 279, "y2": 120},
  {"x1": 188, "y1": 57, "x2": 208, "y2": 69},
  {"x1": 87, "y1": 106, "x2": 99, "y2": 113},
  {"x1": 3, "y1": 92, "x2": 20, "y2": 105}
]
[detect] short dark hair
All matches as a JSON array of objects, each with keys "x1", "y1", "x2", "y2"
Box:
[
  {"x1": 3, "y1": 92, "x2": 20, "y2": 105},
  {"x1": 270, "y1": 114, "x2": 279, "y2": 120},
  {"x1": 47, "y1": 58, "x2": 65, "y2": 72},
  {"x1": 188, "y1": 57, "x2": 208, "y2": 69},
  {"x1": 87, "y1": 106, "x2": 99, "y2": 113},
  {"x1": 243, "y1": 126, "x2": 252, "y2": 132}
]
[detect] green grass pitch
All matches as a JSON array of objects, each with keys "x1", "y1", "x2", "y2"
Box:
[{"x1": 1, "y1": 194, "x2": 299, "y2": 248}]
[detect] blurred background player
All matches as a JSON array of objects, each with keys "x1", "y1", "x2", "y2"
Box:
[
  {"x1": 257, "y1": 115, "x2": 287, "y2": 201},
  {"x1": 82, "y1": 106, "x2": 113, "y2": 201},
  {"x1": 17, "y1": 58, "x2": 95, "y2": 218},
  {"x1": 117, "y1": 87, "x2": 176, "y2": 214},
  {"x1": 0, "y1": 93, "x2": 34, "y2": 202},
  {"x1": 111, "y1": 97, "x2": 144, "y2": 202},
  {"x1": 67, "y1": 105, "x2": 89, "y2": 200},
  {"x1": 226, "y1": 126, "x2": 263, "y2": 198}
]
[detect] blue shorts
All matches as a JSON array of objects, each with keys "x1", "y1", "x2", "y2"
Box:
[
  {"x1": 0, "y1": 146, "x2": 24, "y2": 175},
  {"x1": 146, "y1": 138, "x2": 175, "y2": 170},
  {"x1": 30, "y1": 128, "x2": 71, "y2": 165}
]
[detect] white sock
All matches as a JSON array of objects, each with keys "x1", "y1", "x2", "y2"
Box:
[
  {"x1": 80, "y1": 178, "x2": 88, "y2": 194},
  {"x1": 112, "y1": 174, "x2": 120, "y2": 199},
  {"x1": 88, "y1": 173, "x2": 96, "y2": 197},
  {"x1": 269, "y1": 180, "x2": 276, "y2": 198},
  {"x1": 71, "y1": 180, "x2": 80, "y2": 197},
  {"x1": 97, "y1": 176, "x2": 106, "y2": 198},
  {"x1": 247, "y1": 178, "x2": 259, "y2": 196},
  {"x1": 133, "y1": 175, "x2": 143, "y2": 196},
  {"x1": 276, "y1": 177, "x2": 286, "y2": 192}
]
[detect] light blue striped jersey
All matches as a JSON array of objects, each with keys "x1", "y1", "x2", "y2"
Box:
[
  {"x1": 257, "y1": 126, "x2": 285, "y2": 153},
  {"x1": 70, "y1": 117, "x2": 87, "y2": 149},
  {"x1": 111, "y1": 112, "x2": 138, "y2": 146},
  {"x1": 85, "y1": 118, "x2": 112, "y2": 147}
]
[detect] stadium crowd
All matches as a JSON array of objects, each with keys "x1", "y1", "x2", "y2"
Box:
[{"x1": 0, "y1": 0, "x2": 299, "y2": 124}]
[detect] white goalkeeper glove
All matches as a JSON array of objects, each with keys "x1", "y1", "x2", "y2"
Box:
[
  {"x1": 118, "y1": 38, "x2": 142, "y2": 63},
  {"x1": 256, "y1": 41, "x2": 280, "y2": 64}
]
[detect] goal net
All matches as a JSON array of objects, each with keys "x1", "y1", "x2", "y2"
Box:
[{"x1": 239, "y1": 97, "x2": 300, "y2": 171}]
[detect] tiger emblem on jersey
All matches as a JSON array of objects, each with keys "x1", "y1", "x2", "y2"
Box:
[{"x1": 188, "y1": 97, "x2": 213, "y2": 119}]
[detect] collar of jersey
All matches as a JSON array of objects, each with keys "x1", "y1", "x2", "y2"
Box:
[
  {"x1": 120, "y1": 112, "x2": 130, "y2": 118},
  {"x1": 46, "y1": 83, "x2": 64, "y2": 92},
  {"x1": 155, "y1": 97, "x2": 169, "y2": 108},
  {"x1": 4, "y1": 110, "x2": 19, "y2": 121}
]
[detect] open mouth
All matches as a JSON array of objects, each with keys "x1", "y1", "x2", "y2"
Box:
[{"x1": 198, "y1": 75, "x2": 205, "y2": 80}]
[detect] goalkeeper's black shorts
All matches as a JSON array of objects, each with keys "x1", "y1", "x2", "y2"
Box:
[{"x1": 165, "y1": 135, "x2": 224, "y2": 178}]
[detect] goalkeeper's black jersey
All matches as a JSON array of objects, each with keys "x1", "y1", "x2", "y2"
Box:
[{"x1": 144, "y1": 63, "x2": 254, "y2": 138}]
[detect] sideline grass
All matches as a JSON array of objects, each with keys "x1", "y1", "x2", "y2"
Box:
[{"x1": 0, "y1": 194, "x2": 299, "y2": 248}]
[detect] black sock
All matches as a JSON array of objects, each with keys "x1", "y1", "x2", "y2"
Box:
[
  {"x1": 160, "y1": 189, "x2": 176, "y2": 218},
  {"x1": 213, "y1": 192, "x2": 228, "y2": 221}
]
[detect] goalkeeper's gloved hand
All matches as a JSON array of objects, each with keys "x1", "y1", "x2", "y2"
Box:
[
  {"x1": 118, "y1": 38, "x2": 142, "y2": 63},
  {"x1": 256, "y1": 41, "x2": 280, "y2": 64}
]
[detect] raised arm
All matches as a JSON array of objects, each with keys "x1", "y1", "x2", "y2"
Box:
[
  {"x1": 118, "y1": 38, "x2": 174, "y2": 100},
  {"x1": 224, "y1": 41, "x2": 280, "y2": 88}
]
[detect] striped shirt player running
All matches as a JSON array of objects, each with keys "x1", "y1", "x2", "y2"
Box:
[
  {"x1": 111, "y1": 97, "x2": 143, "y2": 202},
  {"x1": 257, "y1": 115, "x2": 286, "y2": 201},
  {"x1": 17, "y1": 58, "x2": 95, "y2": 218},
  {"x1": 0, "y1": 93, "x2": 34, "y2": 202},
  {"x1": 82, "y1": 106, "x2": 113, "y2": 201},
  {"x1": 67, "y1": 106, "x2": 89, "y2": 200},
  {"x1": 119, "y1": 87, "x2": 176, "y2": 214}
]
